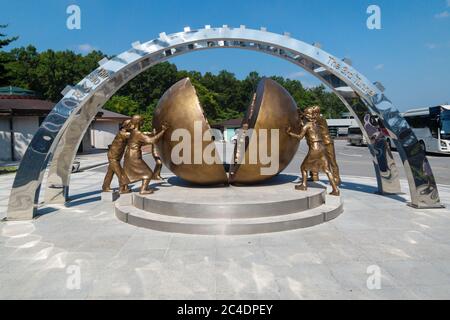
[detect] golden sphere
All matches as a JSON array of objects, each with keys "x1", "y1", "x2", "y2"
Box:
[{"x1": 153, "y1": 77, "x2": 300, "y2": 185}]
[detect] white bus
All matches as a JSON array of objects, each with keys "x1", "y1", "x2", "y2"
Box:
[{"x1": 402, "y1": 105, "x2": 450, "y2": 154}]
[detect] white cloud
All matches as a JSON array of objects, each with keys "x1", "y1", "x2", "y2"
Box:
[
  {"x1": 374, "y1": 64, "x2": 384, "y2": 70},
  {"x1": 435, "y1": 11, "x2": 450, "y2": 19},
  {"x1": 76, "y1": 43, "x2": 97, "y2": 53},
  {"x1": 286, "y1": 71, "x2": 307, "y2": 79},
  {"x1": 426, "y1": 43, "x2": 439, "y2": 49}
]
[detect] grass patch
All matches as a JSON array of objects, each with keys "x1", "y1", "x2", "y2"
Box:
[{"x1": 0, "y1": 166, "x2": 18, "y2": 175}]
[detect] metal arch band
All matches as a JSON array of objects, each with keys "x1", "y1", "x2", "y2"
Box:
[{"x1": 7, "y1": 26, "x2": 442, "y2": 220}]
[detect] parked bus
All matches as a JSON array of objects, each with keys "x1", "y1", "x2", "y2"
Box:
[{"x1": 402, "y1": 105, "x2": 450, "y2": 154}]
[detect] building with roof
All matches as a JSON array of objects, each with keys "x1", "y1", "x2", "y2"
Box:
[
  {"x1": 0, "y1": 87, "x2": 130, "y2": 162},
  {"x1": 211, "y1": 118, "x2": 242, "y2": 142},
  {"x1": 212, "y1": 113, "x2": 359, "y2": 142}
]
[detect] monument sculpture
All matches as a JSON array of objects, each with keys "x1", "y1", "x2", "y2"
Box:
[
  {"x1": 7, "y1": 26, "x2": 442, "y2": 221},
  {"x1": 287, "y1": 106, "x2": 340, "y2": 196},
  {"x1": 229, "y1": 78, "x2": 301, "y2": 184},
  {"x1": 309, "y1": 106, "x2": 341, "y2": 185},
  {"x1": 150, "y1": 129, "x2": 164, "y2": 181},
  {"x1": 123, "y1": 115, "x2": 169, "y2": 195},
  {"x1": 102, "y1": 119, "x2": 132, "y2": 194},
  {"x1": 153, "y1": 77, "x2": 301, "y2": 185},
  {"x1": 152, "y1": 78, "x2": 229, "y2": 185}
]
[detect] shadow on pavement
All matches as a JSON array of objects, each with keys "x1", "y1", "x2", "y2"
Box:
[{"x1": 338, "y1": 180, "x2": 407, "y2": 203}]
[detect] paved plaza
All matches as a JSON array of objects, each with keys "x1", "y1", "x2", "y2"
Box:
[{"x1": 1, "y1": 146, "x2": 450, "y2": 299}]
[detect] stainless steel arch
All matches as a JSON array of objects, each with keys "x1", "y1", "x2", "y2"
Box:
[{"x1": 7, "y1": 26, "x2": 442, "y2": 220}]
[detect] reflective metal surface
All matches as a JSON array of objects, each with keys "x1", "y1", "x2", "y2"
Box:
[
  {"x1": 44, "y1": 65, "x2": 139, "y2": 205},
  {"x1": 7, "y1": 98, "x2": 80, "y2": 219},
  {"x1": 152, "y1": 78, "x2": 228, "y2": 185},
  {"x1": 8, "y1": 26, "x2": 442, "y2": 219},
  {"x1": 230, "y1": 78, "x2": 300, "y2": 184},
  {"x1": 45, "y1": 91, "x2": 108, "y2": 204}
]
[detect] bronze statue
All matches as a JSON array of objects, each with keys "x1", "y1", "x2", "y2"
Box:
[
  {"x1": 124, "y1": 115, "x2": 169, "y2": 195},
  {"x1": 287, "y1": 106, "x2": 340, "y2": 196},
  {"x1": 102, "y1": 119, "x2": 132, "y2": 194},
  {"x1": 150, "y1": 129, "x2": 163, "y2": 181},
  {"x1": 309, "y1": 106, "x2": 341, "y2": 185}
]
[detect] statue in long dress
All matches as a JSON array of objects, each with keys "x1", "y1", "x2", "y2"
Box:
[
  {"x1": 124, "y1": 115, "x2": 169, "y2": 195},
  {"x1": 149, "y1": 128, "x2": 164, "y2": 181},
  {"x1": 102, "y1": 119, "x2": 132, "y2": 194},
  {"x1": 309, "y1": 106, "x2": 341, "y2": 185},
  {"x1": 287, "y1": 106, "x2": 340, "y2": 196}
]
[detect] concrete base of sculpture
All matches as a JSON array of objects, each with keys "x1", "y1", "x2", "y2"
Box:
[
  {"x1": 114, "y1": 174, "x2": 343, "y2": 235},
  {"x1": 101, "y1": 190, "x2": 120, "y2": 202}
]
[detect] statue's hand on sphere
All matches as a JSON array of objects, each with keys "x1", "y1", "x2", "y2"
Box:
[{"x1": 161, "y1": 123, "x2": 170, "y2": 131}]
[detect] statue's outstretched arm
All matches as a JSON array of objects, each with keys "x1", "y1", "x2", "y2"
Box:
[
  {"x1": 148, "y1": 127, "x2": 168, "y2": 144},
  {"x1": 287, "y1": 125, "x2": 307, "y2": 140}
]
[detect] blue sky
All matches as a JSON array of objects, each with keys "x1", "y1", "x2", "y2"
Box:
[{"x1": 1, "y1": 0, "x2": 449, "y2": 110}]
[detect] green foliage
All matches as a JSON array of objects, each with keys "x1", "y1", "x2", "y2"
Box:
[
  {"x1": 1, "y1": 45, "x2": 106, "y2": 99},
  {"x1": 104, "y1": 95, "x2": 139, "y2": 115},
  {"x1": 1, "y1": 39, "x2": 347, "y2": 122},
  {"x1": 0, "y1": 166, "x2": 18, "y2": 175},
  {"x1": 0, "y1": 24, "x2": 18, "y2": 49},
  {"x1": 0, "y1": 24, "x2": 18, "y2": 85}
]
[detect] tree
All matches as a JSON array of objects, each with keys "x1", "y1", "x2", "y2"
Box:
[
  {"x1": 3, "y1": 46, "x2": 106, "y2": 101},
  {"x1": 104, "y1": 95, "x2": 139, "y2": 116},
  {"x1": 3, "y1": 45, "x2": 39, "y2": 90},
  {"x1": 0, "y1": 24, "x2": 18, "y2": 86},
  {"x1": 117, "y1": 62, "x2": 179, "y2": 111},
  {"x1": 0, "y1": 24, "x2": 18, "y2": 49},
  {"x1": 1, "y1": 39, "x2": 347, "y2": 122}
]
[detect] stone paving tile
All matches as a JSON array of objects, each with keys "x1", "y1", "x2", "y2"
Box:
[
  {"x1": 120, "y1": 233, "x2": 172, "y2": 251},
  {"x1": 380, "y1": 260, "x2": 450, "y2": 287},
  {"x1": 170, "y1": 234, "x2": 217, "y2": 250},
  {"x1": 273, "y1": 264, "x2": 343, "y2": 294},
  {"x1": 326, "y1": 260, "x2": 401, "y2": 291},
  {"x1": 1, "y1": 169, "x2": 450, "y2": 299},
  {"x1": 216, "y1": 291, "x2": 281, "y2": 300},
  {"x1": 276, "y1": 279, "x2": 367, "y2": 300},
  {"x1": 215, "y1": 260, "x2": 280, "y2": 295},
  {"x1": 262, "y1": 244, "x2": 324, "y2": 267},
  {"x1": 216, "y1": 235, "x2": 262, "y2": 248},
  {"x1": 408, "y1": 285, "x2": 450, "y2": 300}
]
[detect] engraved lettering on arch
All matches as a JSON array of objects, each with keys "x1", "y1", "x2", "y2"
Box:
[
  {"x1": 327, "y1": 56, "x2": 376, "y2": 97},
  {"x1": 72, "y1": 68, "x2": 111, "y2": 100}
]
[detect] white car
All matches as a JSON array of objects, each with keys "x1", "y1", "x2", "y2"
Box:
[{"x1": 347, "y1": 127, "x2": 367, "y2": 146}]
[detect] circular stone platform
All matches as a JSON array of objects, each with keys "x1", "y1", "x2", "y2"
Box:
[{"x1": 114, "y1": 175, "x2": 344, "y2": 235}]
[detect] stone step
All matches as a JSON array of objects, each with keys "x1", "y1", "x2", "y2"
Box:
[
  {"x1": 130, "y1": 176, "x2": 327, "y2": 219},
  {"x1": 115, "y1": 195, "x2": 343, "y2": 235}
]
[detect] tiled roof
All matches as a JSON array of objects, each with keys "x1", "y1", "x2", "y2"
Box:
[
  {"x1": 0, "y1": 97, "x2": 130, "y2": 120},
  {"x1": 0, "y1": 98, "x2": 54, "y2": 111}
]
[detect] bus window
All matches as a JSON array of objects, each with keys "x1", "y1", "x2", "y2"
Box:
[
  {"x1": 429, "y1": 118, "x2": 439, "y2": 139},
  {"x1": 441, "y1": 111, "x2": 450, "y2": 140}
]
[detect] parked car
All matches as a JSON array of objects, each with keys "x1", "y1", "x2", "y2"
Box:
[{"x1": 347, "y1": 126, "x2": 367, "y2": 146}]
